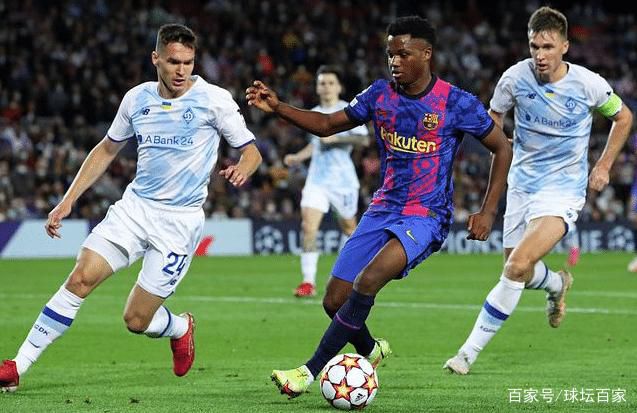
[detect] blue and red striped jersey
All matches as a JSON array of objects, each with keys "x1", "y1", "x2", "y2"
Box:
[{"x1": 345, "y1": 76, "x2": 494, "y2": 222}]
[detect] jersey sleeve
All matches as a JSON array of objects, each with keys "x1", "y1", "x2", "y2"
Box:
[
  {"x1": 454, "y1": 89, "x2": 495, "y2": 140},
  {"x1": 587, "y1": 72, "x2": 622, "y2": 118},
  {"x1": 106, "y1": 89, "x2": 136, "y2": 141},
  {"x1": 210, "y1": 88, "x2": 256, "y2": 148},
  {"x1": 344, "y1": 80, "x2": 384, "y2": 125},
  {"x1": 489, "y1": 67, "x2": 516, "y2": 114}
]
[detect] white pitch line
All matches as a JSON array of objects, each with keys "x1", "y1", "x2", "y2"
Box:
[
  {"x1": 183, "y1": 295, "x2": 637, "y2": 316},
  {"x1": 571, "y1": 291, "x2": 637, "y2": 299},
  {"x1": 0, "y1": 293, "x2": 636, "y2": 316}
]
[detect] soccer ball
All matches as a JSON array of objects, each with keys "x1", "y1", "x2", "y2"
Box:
[{"x1": 320, "y1": 353, "x2": 379, "y2": 410}]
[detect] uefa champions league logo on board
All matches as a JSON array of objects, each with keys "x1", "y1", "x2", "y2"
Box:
[
  {"x1": 607, "y1": 226, "x2": 633, "y2": 251},
  {"x1": 254, "y1": 226, "x2": 284, "y2": 254}
]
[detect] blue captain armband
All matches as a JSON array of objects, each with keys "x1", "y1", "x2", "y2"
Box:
[{"x1": 596, "y1": 93, "x2": 622, "y2": 118}]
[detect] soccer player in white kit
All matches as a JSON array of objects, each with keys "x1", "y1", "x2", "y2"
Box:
[
  {"x1": 0, "y1": 24, "x2": 262, "y2": 392},
  {"x1": 283, "y1": 66, "x2": 369, "y2": 297},
  {"x1": 444, "y1": 6, "x2": 633, "y2": 374}
]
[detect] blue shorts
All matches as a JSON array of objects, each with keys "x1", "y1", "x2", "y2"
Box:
[{"x1": 331, "y1": 210, "x2": 449, "y2": 282}]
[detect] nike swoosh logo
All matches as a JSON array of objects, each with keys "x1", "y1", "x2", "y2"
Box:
[
  {"x1": 28, "y1": 340, "x2": 41, "y2": 349},
  {"x1": 406, "y1": 230, "x2": 416, "y2": 242}
]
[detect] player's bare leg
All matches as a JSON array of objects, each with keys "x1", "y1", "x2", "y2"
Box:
[
  {"x1": 323, "y1": 277, "x2": 392, "y2": 366},
  {"x1": 446, "y1": 216, "x2": 569, "y2": 374},
  {"x1": 2, "y1": 248, "x2": 113, "y2": 392},
  {"x1": 337, "y1": 216, "x2": 357, "y2": 239},
  {"x1": 295, "y1": 207, "x2": 324, "y2": 297},
  {"x1": 125, "y1": 285, "x2": 194, "y2": 376},
  {"x1": 273, "y1": 238, "x2": 405, "y2": 398}
]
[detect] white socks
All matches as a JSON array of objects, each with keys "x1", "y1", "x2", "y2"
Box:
[
  {"x1": 301, "y1": 252, "x2": 320, "y2": 285},
  {"x1": 459, "y1": 275, "x2": 525, "y2": 364},
  {"x1": 12, "y1": 286, "x2": 189, "y2": 377},
  {"x1": 143, "y1": 306, "x2": 188, "y2": 339},
  {"x1": 14, "y1": 287, "x2": 84, "y2": 375},
  {"x1": 526, "y1": 261, "x2": 563, "y2": 295}
]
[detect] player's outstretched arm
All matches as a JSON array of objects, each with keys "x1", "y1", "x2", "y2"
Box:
[
  {"x1": 45, "y1": 137, "x2": 126, "y2": 238},
  {"x1": 219, "y1": 142, "x2": 262, "y2": 187},
  {"x1": 467, "y1": 126, "x2": 512, "y2": 241},
  {"x1": 284, "y1": 143, "x2": 313, "y2": 166},
  {"x1": 246, "y1": 80, "x2": 356, "y2": 136},
  {"x1": 321, "y1": 133, "x2": 370, "y2": 146},
  {"x1": 589, "y1": 105, "x2": 634, "y2": 191}
]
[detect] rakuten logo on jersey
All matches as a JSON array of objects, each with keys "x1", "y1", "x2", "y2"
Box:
[{"x1": 380, "y1": 127, "x2": 438, "y2": 154}]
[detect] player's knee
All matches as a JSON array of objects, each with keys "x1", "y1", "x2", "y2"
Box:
[
  {"x1": 503, "y1": 257, "x2": 533, "y2": 281},
  {"x1": 322, "y1": 294, "x2": 341, "y2": 318},
  {"x1": 342, "y1": 225, "x2": 355, "y2": 237},
  {"x1": 341, "y1": 220, "x2": 357, "y2": 236},
  {"x1": 123, "y1": 313, "x2": 149, "y2": 334},
  {"x1": 353, "y1": 276, "x2": 378, "y2": 296},
  {"x1": 65, "y1": 268, "x2": 96, "y2": 298}
]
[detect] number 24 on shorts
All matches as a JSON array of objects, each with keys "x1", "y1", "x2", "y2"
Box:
[{"x1": 162, "y1": 252, "x2": 189, "y2": 285}]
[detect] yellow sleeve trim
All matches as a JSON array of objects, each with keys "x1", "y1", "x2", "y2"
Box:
[{"x1": 597, "y1": 93, "x2": 622, "y2": 118}]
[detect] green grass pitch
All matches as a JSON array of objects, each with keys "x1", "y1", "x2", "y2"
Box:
[{"x1": 1, "y1": 253, "x2": 636, "y2": 412}]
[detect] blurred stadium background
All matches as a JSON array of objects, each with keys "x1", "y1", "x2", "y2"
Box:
[{"x1": 0, "y1": 0, "x2": 635, "y2": 227}]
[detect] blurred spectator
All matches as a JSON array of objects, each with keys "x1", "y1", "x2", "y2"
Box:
[{"x1": 0, "y1": 0, "x2": 635, "y2": 223}]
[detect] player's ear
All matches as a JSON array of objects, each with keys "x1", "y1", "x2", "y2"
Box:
[
  {"x1": 151, "y1": 50, "x2": 159, "y2": 67},
  {"x1": 416, "y1": 38, "x2": 433, "y2": 62},
  {"x1": 561, "y1": 39, "x2": 569, "y2": 55},
  {"x1": 423, "y1": 45, "x2": 433, "y2": 61}
]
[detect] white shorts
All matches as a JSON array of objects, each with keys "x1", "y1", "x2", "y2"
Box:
[
  {"x1": 502, "y1": 189, "x2": 584, "y2": 249},
  {"x1": 300, "y1": 183, "x2": 358, "y2": 219},
  {"x1": 83, "y1": 188, "x2": 204, "y2": 298}
]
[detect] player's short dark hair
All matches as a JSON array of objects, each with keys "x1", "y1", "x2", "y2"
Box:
[
  {"x1": 528, "y1": 6, "x2": 568, "y2": 39},
  {"x1": 387, "y1": 16, "x2": 437, "y2": 47},
  {"x1": 156, "y1": 24, "x2": 197, "y2": 51},
  {"x1": 316, "y1": 65, "x2": 342, "y2": 83}
]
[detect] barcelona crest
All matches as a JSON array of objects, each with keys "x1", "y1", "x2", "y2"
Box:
[{"x1": 422, "y1": 113, "x2": 439, "y2": 130}]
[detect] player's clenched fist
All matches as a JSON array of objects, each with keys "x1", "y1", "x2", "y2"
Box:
[{"x1": 246, "y1": 80, "x2": 280, "y2": 113}]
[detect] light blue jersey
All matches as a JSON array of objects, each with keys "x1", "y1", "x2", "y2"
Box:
[
  {"x1": 305, "y1": 100, "x2": 368, "y2": 189},
  {"x1": 490, "y1": 58, "x2": 618, "y2": 198},
  {"x1": 107, "y1": 76, "x2": 255, "y2": 208}
]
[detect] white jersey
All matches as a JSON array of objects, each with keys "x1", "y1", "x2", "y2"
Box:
[
  {"x1": 107, "y1": 76, "x2": 255, "y2": 208},
  {"x1": 490, "y1": 58, "x2": 615, "y2": 198},
  {"x1": 305, "y1": 100, "x2": 368, "y2": 189}
]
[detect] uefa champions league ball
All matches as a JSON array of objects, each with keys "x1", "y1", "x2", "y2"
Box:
[{"x1": 320, "y1": 353, "x2": 379, "y2": 410}]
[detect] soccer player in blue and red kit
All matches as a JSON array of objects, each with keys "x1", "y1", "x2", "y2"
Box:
[{"x1": 246, "y1": 15, "x2": 513, "y2": 398}]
